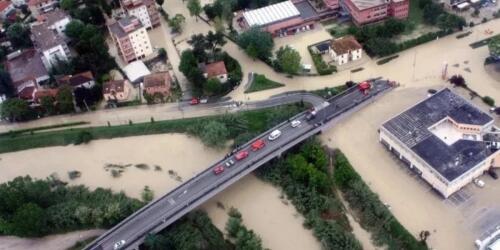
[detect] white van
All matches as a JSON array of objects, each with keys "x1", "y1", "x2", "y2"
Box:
[{"x1": 268, "y1": 130, "x2": 282, "y2": 141}]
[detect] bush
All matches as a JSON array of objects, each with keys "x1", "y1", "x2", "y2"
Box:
[
  {"x1": 482, "y1": 96, "x2": 495, "y2": 106},
  {"x1": 308, "y1": 48, "x2": 336, "y2": 75},
  {"x1": 74, "y1": 131, "x2": 93, "y2": 145}
]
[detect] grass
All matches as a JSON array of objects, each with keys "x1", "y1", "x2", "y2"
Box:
[
  {"x1": 0, "y1": 121, "x2": 90, "y2": 137},
  {"x1": 245, "y1": 74, "x2": 284, "y2": 93}
]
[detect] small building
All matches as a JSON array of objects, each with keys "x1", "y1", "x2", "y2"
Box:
[
  {"x1": 36, "y1": 9, "x2": 71, "y2": 38},
  {"x1": 55, "y1": 71, "x2": 95, "y2": 89},
  {"x1": 329, "y1": 36, "x2": 362, "y2": 65},
  {"x1": 342, "y1": 0, "x2": 409, "y2": 26},
  {"x1": 30, "y1": 23, "x2": 71, "y2": 68},
  {"x1": 202, "y1": 61, "x2": 228, "y2": 83},
  {"x1": 28, "y1": 0, "x2": 57, "y2": 17},
  {"x1": 379, "y1": 88, "x2": 500, "y2": 198},
  {"x1": 103, "y1": 79, "x2": 130, "y2": 102},
  {"x1": 120, "y1": 0, "x2": 160, "y2": 29},
  {"x1": 0, "y1": 1, "x2": 15, "y2": 20},
  {"x1": 123, "y1": 60, "x2": 151, "y2": 83},
  {"x1": 108, "y1": 16, "x2": 153, "y2": 63},
  {"x1": 5, "y1": 49, "x2": 49, "y2": 99},
  {"x1": 143, "y1": 72, "x2": 171, "y2": 96}
]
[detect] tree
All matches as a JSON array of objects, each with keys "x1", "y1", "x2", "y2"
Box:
[
  {"x1": 187, "y1": 0, "x2": 201, "y2": 21},
  {"x1": 6, "y1": 23, "x2": 32, "y2": 49},
  {"x1": 0, "y1": 69, "x2": 13, "y2": 97},
  {"x1": 0, "y1": 98, "x2": 33, "y2": 122},
  {"x1": 64, "y1": 20, "x2": 85, "y2": 39},
  {"x1": 40, "y1": 96, "x2": 56, "y2": 116},
  {"x1": 200, "y1": 120, "x2": 229, "y2": 148},
  {"x1": 204, "y1": 78, "x2": 222, "y2": 95},
  {"x1": 276, "y1": 46, "x2": 301, "y2": 75},
  {"x1": 144, "y1": 233, "x2": 168, "y2": 250},
  {"x1": 141, "y1": 186, "x2": 154, "y2": 203},
  {"x1": 60, "y1": 0, "x2": 76, "y2": 10},
  {"x1": 448, "y1": 74, "x2": 466, "y2": 87},
  {"x1": 488, "y1": 36, "x2": 500, "y2": 59},
  {"x1": 11, "y1": 203, "x2": 46, "y2": 237},
  {"x1": 155, "y1": 0, "x2": 164, "y2": 7},
  {"x1": 206, "y1": 31, "x2": 226, "y2": 56},
  {"x1": 238, "y1": 27, "x2": 274, "y2": 60},
  {"x1": 188, "y1": 33, "x2": 209, "y2": 61},
  {"x1": 167, "y1": 14, "x2": 186, "y2": 33},
  {"x1": 158, "y1": 48, "x2": 167, "y2": 60},
  {"x1": 56, "y1": 86, "x2": 75, "y2": 114}
]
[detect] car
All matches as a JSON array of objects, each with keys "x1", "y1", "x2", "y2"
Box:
[
  {"x1": 235, "y1": 150, "x2": 249, "y2": 161},
  {"x1": 488, "y1": 168, "x2": 498, "y2": 179},
  {"x1": 473, "y1": 178, "x2": 485, "y2": 188},
  {"x1": 268, "y1": 130, "x2": 282, "y2": 141},
  {"x1": 251, "y1": 139, "x2": 266, "y2": 151},
  {"x1": 190, "y1": 98, "x2": 200, "y2": 105},
  {"x1": 213, "y1": 165, "x2": 225, "y2": 175},
  {"x1": 306, "y1": 110, "x2": 317, "y2": 121},
  {"x1": 225, "y1": 159, "x2": 235, "y2": 167},
  {"x1": 113, "y1": 240, "x2": 126, "y2": 250},
  {"x1": 200, "y1": 98, "x2": 208, "y2": 104},
  {"x1": 291, "y1": 120, "x2": 301, "y2": 128}
]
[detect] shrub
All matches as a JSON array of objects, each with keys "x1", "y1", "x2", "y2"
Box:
[
  {"x1": 482, "y1": 96, "x2": 495, "y2": 106},
  {"x1": 68, "y1": 171, "x2": 82, "y2": 180},
  {"x1": 74, "y1": 131, "x2": 93, "y2": 145},
  {"x1": 308, "y1": 48, "x2": 336, "y2": 75}
]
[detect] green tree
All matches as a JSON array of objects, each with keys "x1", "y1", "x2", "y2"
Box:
[
  {"x1": 276, "y1": 46, "x2": 301, "y2": 75},
  {"x1": 144, "y1": 233, "x2": 168, "y2": 250},
  {"x1": 60, "y1": 0, "x2": 76, "y2": 10},
  {"x1": 6, "y1": 23, "x2": 32, "y2": 49},
  {"x1": 56, "y1": 86, "x2": 74, "y2": 114},
  {"x1": 200, "y1": 120, "x2": 229, "y2": 148},
  {"x1": 0, "y1": 69, "x2": 13, "y2": 97},
  {"x1": 187, "y1": 0, "x2": 202, "y2": 21},
  {"x1": 64, "y1": 20, "x2": 85, "y2": 38},
  {"x1": 204, "y1": 78, "x2": 222, "y2": 96},
  {"x1": 167, "y1": 13, "x2": 186, "y2": 33},
  {"x1": 141, "y1": 186, "x2": 154, "y2": 203},
  {"x1": 238, "y1": 27, "x2": 274, "y2": 60},
  {"x1": 0, "y1": 98, "x2": 32, "y2": 122},
  {"x1": 488, "y1": 36, "x2": 500, "y2": 59},
  {"x1": 11, "y1": 203, "x2": 46, "y2": 237},
  {"x1": 40, "y1": 96, "x2": 56, "y2": 116}
]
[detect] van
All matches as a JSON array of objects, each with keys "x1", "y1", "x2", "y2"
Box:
[{"x1": 268, "y1": 130, "x2": 282, "y2": 141}]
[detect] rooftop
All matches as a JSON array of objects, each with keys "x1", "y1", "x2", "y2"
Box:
[
  {"x1": 103, "y1": 80, "x2": 125, "y2": 94},
  {"x1": 349, "y1": 0, "x2": 387, "y2": 11},
  {"x1": 243, "y1": 1, "x2": 301, "y2": 27},
  {"x1": 31, "y1": 24, "x2": 66, "y2": 51},
  {"x1": 382, "y1": 88, "x2": 495, "y2": 182},
  {"x1": 203, "y1": 61, "x2": 227, "y2": 78},
  {"x1": 37, "y1": 9, "x2": 70, "y2": 26},
  {"x1": 5, "y1": 49, "x2": 48, "y2": 86},
  {"x1": 108, "y1": 16, "x2": 143, "y2": 38},
  {"x1": 0, "y1": 1, "x2": 12, "y2": 12},
  {"x1": 331, "y1": 36, "x2": 362, "y2": 54},
  {"x1": 123, "y1": 60, "x2": 151, "y2": 83},
  {"x1": 143, "y1": 72, "x2": 171, "y2": 88},
  {"x1": 55, "y1": 71, "x2": 94, "y2": 87}
]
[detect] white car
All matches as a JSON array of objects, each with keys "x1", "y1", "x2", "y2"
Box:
[
  {"x1": 291, "y1": 120, "x2": 301, "y2": 128},
  {"x1": 114, "y1": 240, "x2": 126, "y2": 250},
  {"x1": 474, "y1": 178, "x2": 485, "y2": 188},
  {"x1": 268, "y1": 130, "x2": 282, "y2": 141}
]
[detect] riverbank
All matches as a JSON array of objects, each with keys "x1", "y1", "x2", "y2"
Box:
[{"x1": 0, "y1": 230, "x2": 104, "y2": 250}]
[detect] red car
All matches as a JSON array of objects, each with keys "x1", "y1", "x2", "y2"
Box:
[
  {"x1": 190, "y1": 98, "x2": 200, "y2": 105},
  {"x1": 251, "y1": 139, "x2": 265, "y2": 151},
  {"x1": 235, "y1": 150, "x2": 249, "y2": 161},
  {"x1": 213, "y1": 165, "x2": 224, "y2": 175}
]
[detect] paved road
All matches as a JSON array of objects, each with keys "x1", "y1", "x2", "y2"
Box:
[{"x1": 84, "y1": 80, "x2": 395, "y2": 250}]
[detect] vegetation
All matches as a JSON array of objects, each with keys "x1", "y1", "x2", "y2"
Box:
[
  {"x1": 0, "y1": 98, "x2": 35, "y2": 122},
  {"x1": 0, "y1": 104, "x2": 305, "y2": 153},
  {"x1": 56, "y1": 86, "x2": 75, "y2": 114},
  {"x1": 308, "y1": 47, "x2": 336, "y2": 75},
  {"x1": 0, "y1": 121, "x2": 89, "y2": 137},
  {"x1": 168, "y1": 14, "x2": 186, "y2": 33},
  {"x1": 187, "y1": 0, "x2": 202, "y2": 21},
  {"x1": 225, "y1": 207, "x2": 264, "y2": 249},
  {"x1": 141, "y1": 186, "x2": 154, "y2": 203},
  {"x1": 6, "y1": 22, "x2": 32, "y2": 49},
  {"x1": 238, "y1": 27, "x2": 274, "y2": 61},
  {"x1": 245, "y1": 74, "x2": 284, "y2": 93},
  {"x1": 333, "y1": 151, "x2": 428, "y2": 249},
  {"x1": 310, "y1": 85, "x2": 348, "y2": 99},
  {"x1": 275, "y1": 46, "x2": 302, "y2": 75},
  {"x1": 0, "y1": 176, "x2": 143, "y2": 237},
  {"x1": 256, "y1": 139, "x2": 361, "y2": 249},
  {"x1": 0, "y1": 69, "x2": 13, "y2": 98},
  {"x1": 482, "y1": 96, "x2": 495, "y2": 107},
  {"x1": 488, "y1": 36, "x2": 500, "y2": 59},
  {"x1": 67, "y1": 236, "x2": 98, "y2": 250}
]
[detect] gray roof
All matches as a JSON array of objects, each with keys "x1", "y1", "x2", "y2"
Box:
[
  {"x1": 383, "y1": 88, "x2": 494, "y2": 182},
  {"x1": 350, "y1": 0, "x2": 387, "y2": 10},
  {"x1": 243, "y1": 1, "x2": 300, "y2": 27},
  {"x1": 108, "y1": 16, "x2": 143, "y2": 38},
  {"x1": 31, "y1": 24, "x2": 66, "y2": 51},
  {"x1": 5, "y1": 49, "x2": 48, "y2": 86},
  {"x1": 40, "y1": 9, "x2": 70, "y2": 27}
]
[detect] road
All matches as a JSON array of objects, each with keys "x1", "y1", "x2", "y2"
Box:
[{"x1": 84, "y1": 79, "x2": 395, "y2": 250}]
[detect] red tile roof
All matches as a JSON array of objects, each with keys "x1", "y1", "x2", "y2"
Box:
[
  {"x1": 331, "y1": 36, "x2": 362, "y2": 55},
  {"x1": 0, "y1": 1, "x2": 12, "y2": 12},
  {"x1": 18, "y1": 86, "x2": 36, "y2": 100},
  {"x1": 34, "y1": 88, "x2": 58, "y2": 102},
  {"x1": 56, "y1": 71, "x2": 94, "y2": 87},
  {"x1": 204, "y1": 61, "x2": 227, "y2": 78},
  {"x1": 143, "y1": 72, "x2": 171, "y2": 88}
]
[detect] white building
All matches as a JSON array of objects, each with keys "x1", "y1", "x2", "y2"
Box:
[
  {"x1": 0, "y1": 1, "x2": 15, "y2": 20},
  {"x1": 329, "y1": 36, "x2": 362, "y2": 65},
  {"x1": 31, "y1": 23, "x2": 71, "y2": 68},
  {"x1": 380, "y1": 88, "x2": 500, "y2": 198},
  {"x1": 120, "y1": 0, "x2": 160, "y2": 29},
  {"x1": 108, "y1": 16, "x2": 153, "y2": 63}
]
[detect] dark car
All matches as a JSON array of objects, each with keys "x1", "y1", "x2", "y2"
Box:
[{"x1": 488, "y1": 168, "x2": 498, "y2": 179}]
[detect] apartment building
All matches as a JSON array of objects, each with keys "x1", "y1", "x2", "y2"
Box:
[
  {"x1": 108, "y1": 16, "x2": 153, "y2": 63},
  {"x1": 342, "y1": 0, "x2": 409, "y2": 26},
  {"x1": 31, "y1": 23, "x2": 71, "y2": 68},
  {"x1": 120, "y1": 0, "x2": 160, "y2": 29}
]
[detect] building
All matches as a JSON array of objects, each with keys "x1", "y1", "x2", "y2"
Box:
[
  {"x1": 36, "y1": 9, "x2": 71, "y2": 37},
  {"x1": 5, "y1": 49, "x2": 49, "y2": 100},
  {"x1": 444, "y1": 0, "x2": 468, "y2": 8},
  {"x1": 143, "y1": 72, "x2": 171, "y2": 97},
  {"x1": 31, "y1": 23, "x2": 71, "y2": 68},
  {"x1": 108, "y1": 16, "x2": 153, "y2": 63},
  {"x1": 342, "y1": 0, "x2": 409, "y2": 26},
  {"x1": 379, "y1": 89, "x2": 500, "y2": 198},
  {"x1": 103, "y1": 79, "x2": 130, "y2": 102},
  {"x1": 55, "y1": 71, "x2": 95, "y2": 89},
  {"x1": 120, "y1": 0, "x2": 160, "y2": 29},
  {"x1": 202, "y1": 61, "x2": 227, "y2": 83},
  {"x1": 237, "y1": 1, "x2": 317, "y2": 37},
  {"x1": 28, "y1": 0, "x2": 58, "y2": 17},
  {"x1": 11, "y1": 0, "x2": 26, "y2": 7},
  {"x1": 0, "y1": 1, "x2": 15, "y2": 20},
  {"x1": 329, "y1": 36, "x2": 362, "y2": 65},
  {"x1": 123, "y1": 60, "x2": 151, "y2": 83},
  {"x1": 32, "y1": 87, "x2": 58, "y2": 103}
]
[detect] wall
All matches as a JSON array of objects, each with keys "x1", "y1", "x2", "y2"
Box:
[
  {"x1": 344, "y1": 0, "x2": 388, "y2": 25},
  {"x1": 129, "y1": 27, "x2": 153, "y2": 60},
  {"x1": 388, "y1": 0, "x2": 409, "y2": 19},
  {"x1": 351, "y1": 48, "x2": 362, "y2": 60}
]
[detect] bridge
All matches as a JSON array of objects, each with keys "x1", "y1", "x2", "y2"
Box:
[{"x1": 85, "y1": 79, "x2": 395, "y2": 250}]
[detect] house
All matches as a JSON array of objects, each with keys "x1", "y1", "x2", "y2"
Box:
[
  {"x1": 33, "y1": 87, "x2": 58, "y2": 103},
  {"x1": 329, "y1": 36, "x2": 362, "y2": 65},
  {"x1": 5, "y1": 49, "x2": 49, "y2": 100},
  {"x1": 0, "y1": 1, "x2": 15, "y2": 20},
  {"x1": 143, "y1": 72, "x2": 171, "y2": 97},
  {"x1": 108, "y1": 16, "x2": 153, "y2": 63},
  {"x1": 379, "y1": 88, "x2": 500, "y2": 198},
  {"x1": 36, "y1": 9, "x2": 71, "y2": 37},
  {"x1": 103, "y1": 79, "x2": 130, "y2": 102},
  {"x1": 341, "y1": 0, "x2": 409, "y2": 26},
  {"x1": 120, "y1": 0, "x2": 160, "y2": 29},
  {"x1": 28, "y1": 0, "x2": 58, "y2": 17},
  {"x1": 30, "y1": 23, "x2": 71, "y2": 68},
  {"x1": 203, "y1": 61, "x2": 227, "y2": 83},
  {"x1": 55, "y1": 71, "x2": 95, "y2": 89}
]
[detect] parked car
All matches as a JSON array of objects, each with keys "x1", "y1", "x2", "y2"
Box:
[
  {"x1": 213, "y1": 165, "x2": 225, "y2": 175},
  {"x1": 268, "y1": 130, "x2": 282, "y2": 141},
  {"x1": 291, "y1": 120, "x2": 301, "y2": 128},
  {"x1": 235, "y1": 150, "x2": 249, "y2": 161},
  {"x1": 251, "y1": 139, "x2": 265, "y2": 151},
  {"x1": 474, "y1": 178, "x2": 485, "y2": 188},
  {"x1": 190, "y1": 98, "x2": 200, "y2": 105},
  {"x1": 114, "y1": 240, "x2": 126, "y2": 250},
  {"x1": 488, "y1": 168, "x2": 498, "y2": 179},
  {"x1": 225, "y1": 159, "x2": 235, "y2": 167},
  {"x1": 306, "y1": 110, "x2": 316, "y2": 121}
]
